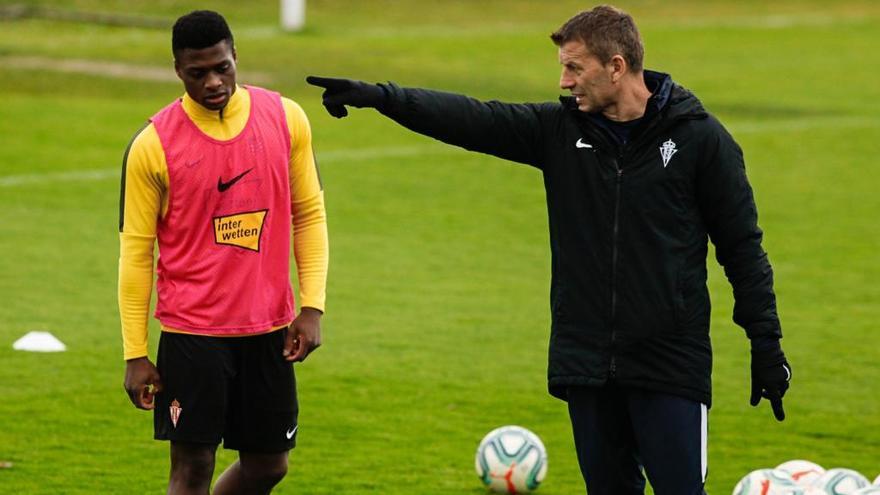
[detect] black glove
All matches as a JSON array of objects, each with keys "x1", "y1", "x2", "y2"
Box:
[
  {"x1": 750, "y1": 339, "x2": 791, "y2": 421},
  {"x1": 305, "y1": 76, "x2": 387, "y2": 118}
]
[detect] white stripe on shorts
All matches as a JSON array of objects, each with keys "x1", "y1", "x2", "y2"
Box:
[{"x1": 701, "y1": 403, "x2": 708, "y2": 482}]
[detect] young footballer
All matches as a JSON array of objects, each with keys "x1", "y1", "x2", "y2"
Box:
[{"x1": 118, "y1": 10, "x2": 328, "y2": 494}]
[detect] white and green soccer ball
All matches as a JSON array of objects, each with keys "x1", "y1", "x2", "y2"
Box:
[
  {"x1": 810, "y1": 468, "x2": 870, "y2": 494},
  {"x1": 776, "y1": 460, "x2": 826, "y2": 487},
  {"x1": 475, "y1": 425, "x2": 547, "y2": 494},
  {"x1": 732, "y1": 469, "x2": 804, "y2": 495}
]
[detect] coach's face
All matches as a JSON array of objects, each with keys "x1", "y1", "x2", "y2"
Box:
[
  {"x1": 175, "y1": 39, "x2": 237, "y2": 111},
  {"x1": 558, "y1": 40, "x2": 616, "y2": 114}
]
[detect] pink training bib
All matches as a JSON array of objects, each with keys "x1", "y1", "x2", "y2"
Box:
[{"x1": 150, "y1": 86, "x2": 294, "y2": 335}]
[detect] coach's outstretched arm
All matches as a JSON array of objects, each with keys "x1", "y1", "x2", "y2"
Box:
[{"x1": 306, "y1": 76, "x2": 547, "y2": 167}]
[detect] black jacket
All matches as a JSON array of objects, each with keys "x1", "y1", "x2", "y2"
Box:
[{"x1": 379, "y1": 72, "x2": 781, "y2": 406}]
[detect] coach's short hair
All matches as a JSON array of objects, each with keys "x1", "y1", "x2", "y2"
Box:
[
  {"x1": 172, "y1": 10, "x2": 234, "y2": 58},
  {"x1": 550, "y1": 5, "x2": 644, "y2": 73}
]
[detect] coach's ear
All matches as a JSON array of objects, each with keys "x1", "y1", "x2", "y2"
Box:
[{"x1": 607, "y1": 54, "x2": 627, "y2": 84}]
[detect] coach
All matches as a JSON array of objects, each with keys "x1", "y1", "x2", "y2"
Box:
[{"x1": 308, "y1": 5, "x2": 790, "y2": 494}]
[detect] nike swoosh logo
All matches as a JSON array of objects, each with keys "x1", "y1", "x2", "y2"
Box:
[
  {"x1": 286, "y1": 425, "x2": 298, "y2": 439},
  {"x1": 217, "y1": 168, "x2": 253, "y2": 192},
  {"x1": 575, "y1": 139, "x2": 593, "y2": 149}
]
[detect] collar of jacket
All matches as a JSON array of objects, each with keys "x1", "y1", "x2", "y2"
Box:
[{"x1": 644, "y1": 70, "x2": 673, "y2": 116}]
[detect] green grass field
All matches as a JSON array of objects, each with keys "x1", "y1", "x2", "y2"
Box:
[{"x1": 1, "y1": 1, "x2": 879, "y2": 493}]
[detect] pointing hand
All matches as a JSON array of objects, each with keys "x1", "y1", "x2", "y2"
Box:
[{"x1": 306, "y1": 76, "x2": 387, "y2": 118}]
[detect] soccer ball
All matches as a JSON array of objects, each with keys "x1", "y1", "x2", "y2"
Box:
[
  {"x1": 732, "y1": 469, "x2": 804, "y2": 495},
  {"x1": 475, "y1": 425, "x2": 547, "y2": 494},
  {"x1": 852, "y1": 487, "x2": 880, "y2": 495},
  {"x1": 776, "y1": 460, "x2": 826, "y2": 487},
  {"x1": 810, "y1": 468, "x2": 870, "y2": 494}
]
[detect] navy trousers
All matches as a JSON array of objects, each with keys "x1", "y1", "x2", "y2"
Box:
[{"x1": 567, "y1": 386, "x2": 708, "y2": 495}]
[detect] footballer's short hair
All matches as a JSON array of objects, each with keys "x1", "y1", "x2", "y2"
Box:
[
  {"x1": 172, "y1": 10, "x2": 234, "y2": 58},
  {"x1": 550, "y1": 5, "x2": 644, "y2": 73}
]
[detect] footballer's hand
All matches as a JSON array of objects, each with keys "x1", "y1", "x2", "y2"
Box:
[
  {"x1": 750, "y1": 341, "x2": 791, "y2": 421},
  {"x1": 305, "y1": 76, "x2": 387, "y2": 118},
  {"x1": 124, "y1": 357, "x2": 163, "y2": 410},
  {"x1": 284, "y1": 307, "x2": 323, "y2": 362}
]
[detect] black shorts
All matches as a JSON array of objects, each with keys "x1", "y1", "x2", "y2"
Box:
[{"x1": 154, "y1": 329, "x2": 298, "y2": 452}]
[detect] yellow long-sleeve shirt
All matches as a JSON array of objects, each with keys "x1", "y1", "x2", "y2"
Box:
[{"x1": 118, "y1": 86, "x2": 328, "y2": 360}]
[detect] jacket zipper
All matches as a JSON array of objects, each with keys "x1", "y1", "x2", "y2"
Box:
[
  {"x1": 609, "y1": 154, "x2": 623, "y2": 379},
  {"x1": 580, "y1": 109, "x2": 695, "y2": 381}
]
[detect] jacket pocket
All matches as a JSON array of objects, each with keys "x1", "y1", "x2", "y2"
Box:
[{"x1": 673, "y1": 267, "x2": 711, "y2": 332}]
